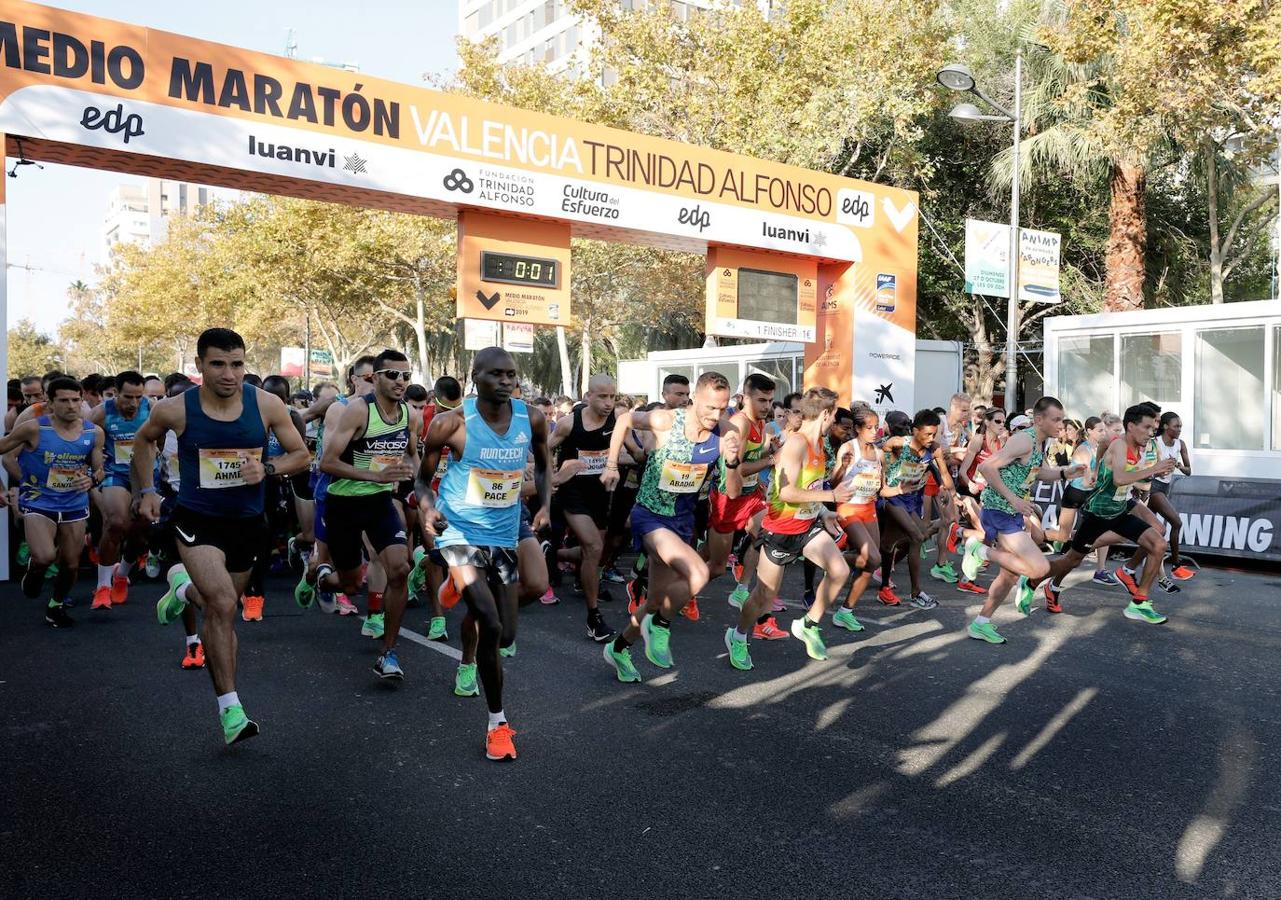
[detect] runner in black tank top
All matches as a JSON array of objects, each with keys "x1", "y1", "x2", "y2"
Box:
[{"x1": 547, "y1": 374, "x2": 617, "y2": 643}]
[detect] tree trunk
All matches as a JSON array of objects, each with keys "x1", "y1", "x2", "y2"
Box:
[
  {"x1": 964, "y1": 304, "x2": 1002, "y2": 406},
  {"x1": 579, "y1": 322, "x2": 593, "y2": 396},
  {"x1": 412, "y1": 280, "x2": 431, "y2": 377},
  {"x1": 1105, "y1": 161, "x2": 1147, "y2": 312},
  {"x1": 555, "y1": 326, "x2": 573, "y2": 397}
]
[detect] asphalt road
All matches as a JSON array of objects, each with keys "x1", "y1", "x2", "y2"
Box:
[{"x1": 3, "y1": 552, "x2": 1280, "y2": 899}]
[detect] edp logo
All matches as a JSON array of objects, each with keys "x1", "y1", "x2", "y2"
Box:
[
  {"x1": 836, "y1": 189, "x2": 874, "y2": 228},
  {"x1": 80, "y1": 103, "x2": 144, "y2": 144},
  {"x1": 678, "y1": 204, "x2": 711, "y2": 232}
]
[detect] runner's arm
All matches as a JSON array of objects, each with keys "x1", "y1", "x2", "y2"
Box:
[
  {"x1": 546, "y1": 413, "x2": 571, "y2": 451},
  {"x1": 775, "y1": 435, "x2": 839, "y2": 505},
  {"x1": 720, "y1": 418, "x2": 743, "y2": 500},
  {"x1": 415, "y1": 412, "x2": 458, "y2": 513},
  {"x1": 89, "y1": 427, "x2": 107, "y2": 485},
  {"x1": 1179, "y1": 443, "x2": 1192, "y2": 476},
  {"x1": 263, "y1": 393, "x2": 311, "y2": 477},
  {"x1": 931, "y1": 444, "x2": 957, "y2": 492},
  {"x1": 404, "y1": 407, "x2": 422, "y2": 478},
  {"x1": 1112, "y1": 441, "x2": 1176, "y2": 485},
  {"x1": 529, "y1": 406, "x2": 553, "y2": 531},
  {"x1": 300, "y1": 393, "x2": 337, "y2": 423},
  {"x1": 830, "y1": 440, "x2": 855, "y2": 484},
  {"x1": 958, "y1": 439, "x2": 981, "y2": 490},
  {"x1": 0, "y1": 420, "x2": 39, "y2": 456},
  {"x1": 131, "y1": 398, "x2": 176, "y2": 496}
]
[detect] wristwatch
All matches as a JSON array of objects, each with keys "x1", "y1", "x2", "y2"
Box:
[
  {"x1": 264, "y1": 461, "x2": 277, "y2": 477},
  {"x1": 724, "y1": 459, "x2": 741, "y2": 469}
]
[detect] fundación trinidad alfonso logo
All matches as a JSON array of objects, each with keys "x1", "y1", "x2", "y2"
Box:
[{"x1": 444, "y1": 168, "x2": 474, "y2": 194}]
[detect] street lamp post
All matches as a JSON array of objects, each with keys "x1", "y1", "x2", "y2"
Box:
[{"x1": 937, "y1": 50, "x2": 1024, "y2": 408}]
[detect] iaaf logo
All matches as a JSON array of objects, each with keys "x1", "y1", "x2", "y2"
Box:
[
  {"x1": 678, "y1": 204, "x2": 711, "y2": 232},
  {"x1": 80, "y1": 103, "x2": 143, "y2": 144}
]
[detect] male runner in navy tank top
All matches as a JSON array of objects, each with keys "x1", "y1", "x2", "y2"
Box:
[{"x1": 132, "y1": 328, "x2": 310, "y2": 746}]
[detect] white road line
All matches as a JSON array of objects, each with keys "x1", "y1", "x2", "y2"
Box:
[{"x1": 365, "y1": 617, "x2": 463, "y2": 661}]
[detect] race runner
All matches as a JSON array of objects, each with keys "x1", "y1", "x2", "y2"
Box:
[
  {"x1": 828, "y1": 404, "x2": 886, "y2": 633},
  {"x1": 133, "y1": 328, "x2": 310, "y2": 745}
]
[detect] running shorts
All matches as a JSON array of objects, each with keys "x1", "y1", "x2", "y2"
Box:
[
  {"x1": 436, "y1": 544, "x2": 519, "y2": 585},
  {"x1": 708, "y1": 487, "x2": 765, "y2": 534},
  {"x1": 556, "y1": 479, "x2": 610, "y2": 529},
  {"x1": 757, "y1": 520, "x2": 829, "y2": 567},
  {"x1": 630, "y1": 503, "x2": 693, "y2": 550},
  {"x1": 1070, "y1": 509, "x2": 1151, "y2": 554},
  {"x1": 324, "y1": 493, "x2": 408, "y2": 571},
  {"x1": 100, "y1": 474, "x2": 131, "y2": 492},
  {"x1": 1150, "y1": 479, "x2": 1171, "y2": 497},
  {"x1": 980, "y1": 507, "x2": 1025, "y2": 543},
  {"x1": 23, "y1": 505, "x2": 90, "y2": 526},
  {"x1": 519, "y1": 503, "x2": 536, "y2": 543},
  {"x1": 607, "y1": 484, "x2": 638, "y2": 535},
  {"x1": 837, "y1": 501, "x2": 877, "y2": 527},
  {"x1": 1060, "y1": 484, "x2": 1092, "y2": 510},
  {"x1": 881, "y1": 491, "x2": 924, "y2": 517},
  {"x1": 291, "y1": 470, "x2": 314, "y2": 502},
  {"x1": 170, "y1": 505, "x2": 268, "y2": 573}
]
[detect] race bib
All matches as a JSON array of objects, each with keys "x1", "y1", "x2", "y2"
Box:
[
  {"x1": 465, "y1": 468, "x2": 523, "y2": 508},
  {"x1": 46, "y1": 466, "x2": 82, "y2": 491},
  {"x1": 847, "y1": 470, "x2": 880, "y2": 503},
  {"x1": 795, "y1": 476, "x2": 825, "y2": 520},
  {"x1": 624, "y1": 468, "x2": 639, "y2": 490},
  {"x1": 368, "y1": 454, "x2": 404, "y2": 473},
  {"x1": 198, "y1": 449, "x2": 254, "y2": 489},
  {"x1": 741, "y1": 470, "x2": 760, "y2": 490},
  {"x1": 113, "y1": 438, "x2": 134, "y2": 465},
  {"x1": 899, "y1": 460, "x2": 926, "y2": 490},
  {"x1": 659, "y1": 460, "x2": 708, "y2": 494},
  {"x1": 1113, "y1": 481, "x2": 1133, "y2": 503},
  {"x1": 1020, "y1": 467, "x2": 1038, "y2": 495},
  {"x1": 577, "y1": 449, "x2": 608, "y2": 476}
]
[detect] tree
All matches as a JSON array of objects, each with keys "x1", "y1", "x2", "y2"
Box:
[{"x1": 8, "y1": 319, "x2": 63, "y2": 379}]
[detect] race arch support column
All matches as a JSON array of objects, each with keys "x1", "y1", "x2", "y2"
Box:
[{"x1": 0, "y1": 136, "x2": 9, "y2": 581}]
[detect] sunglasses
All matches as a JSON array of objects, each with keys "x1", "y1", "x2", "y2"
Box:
[{"x1": 377, "y1": 370, "x2": 413, "y2": 382}]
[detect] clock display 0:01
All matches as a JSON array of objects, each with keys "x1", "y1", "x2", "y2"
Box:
[{"x1": 480, "y1": 251, "x2": 560, "y2": 288}]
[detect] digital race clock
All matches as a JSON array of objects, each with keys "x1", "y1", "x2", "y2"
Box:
[{"x1": 481, "y1": 251, "x2": 560, "y2": 288}]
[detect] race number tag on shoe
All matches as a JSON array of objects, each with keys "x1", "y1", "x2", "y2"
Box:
[
  {"x1": 659, "y1": 460, "x2": 708, "y2": 494},
  {"x1": 198, "y1": 449, "x2": 255, "y2": 488},
  {"x1": 46, "y1": 466, "x2": 83, "y2": 491},
  {"x1": 465, "y1": 468, "x2": 523, "y2": 507},
  {"x1": 113, "y1": 438, "x2": 134, "y2": 465},
  {"x1": 576, "y1": 449, "x2": 608, "y2": 476}
]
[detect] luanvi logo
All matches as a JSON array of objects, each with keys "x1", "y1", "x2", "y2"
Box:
[
  {"x1": 476, "y1": 289, "x2": 500, "y2": 310},
  {"x1": 80, "y1": 103, "x2": 144, "y2": 144},
  {"x1": 677, "y1": 204, "x2": 711, "y2": 232},
  {"x1": 444, "y1": 168, "x2": 474, "y2": 193},
  {"x1": 249, "y1": 135, "x2": 335, "y2": 168}
]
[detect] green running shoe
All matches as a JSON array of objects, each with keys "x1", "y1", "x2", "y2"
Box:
[
  {"x1": 1051, "y1": 540, "x2": 1065, "y2": 554},
  {"x1": 500, "y1": 642, "x2": 516, "y2": 658},
  {"x1": 967, "y1": 620, "x2": 1006, "y2": 644},
  {"x1": 1015, "y1": 576, "x2": 1034, "y2": 615},
  {"x1": 156, "y1": 565, "x2": 191, "y2": 626},
  {"x1": 426, "y1": 616, "x2": 448, "y2": 641},
  {"x1": 294, "y1": 572, "x2": 316, "y2": 609},
  {"x1": 728, "y1": 584, "x2": 750, "y2": 610},
  {"x1": 16, "y1": 541, "x2": 29, "y2": 568},
  {"x1": 930, "y1": 562, "x2": 959, "y2": 584},
  {"x1": 724, "y1": 628, "x2": 753, "y2": 671},
  {"x1": 408, "y1": 547, "x2": 427, "y2": 599},
  {"x1": 832, "y1": 607, "x2": 864, "y2": 632},
  {"x1": 961, "y1": 537, "x2": 985, "y2": 582},
  {"x1": 220, "y1": 704, "x2": 259, "y2": 745},
  {"x1": 454, "y1": 662, "x2": 480, "y2": 696},
  {"x1": 919, "y1": 541, "x2": 933, "y2": 560},
  {"x1": 1124, "y1": 600, "x2": 1168, "y2": 624},
  {"x1": 603, "y1": 642, "x2": 642, "y2": 683},
  {"x1": 641, "y1": 614, "x2": 673, "y2": 668},
  {"x1": 361, "y1": 612, "x2": 385, "y2": 638},
  {"x1": 790, "y1": 617, "x2": 828, "y2": 660}
]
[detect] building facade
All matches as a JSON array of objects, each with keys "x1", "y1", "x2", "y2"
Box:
[{"x1": 101, "y1": 179, "x2": 209, "y2": 264}]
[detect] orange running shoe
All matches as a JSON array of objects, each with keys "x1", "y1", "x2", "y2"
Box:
[
  {"x1": 242, "y1": 595, "x2": 265, "y2": 621},
  {"x1": 486, "y1": 723, "x2": 518, "y2": 761},
  {"x1": 110, "y1": 572, "x2": 129, "y2": 605},
  {"x1": 956, "y1": 579, "x2": 987, "y2": 595},
  {"x1": 732, "y1": 561, "x2": 745, "y2": 583},
  {"x1": 752, "y1": 616, "x2": 789, "y2": 640},
  {"x1": 680, "y1": 597, "x2": 701, "y2": 621},
  {"x1": 87, "y1": 538, "x2": 100, "y2": 566},
  {"x1": 626, "y1": 578, "x2": 645, "y2": 615},
  {"x1": 877, "y1": 585, "x2": 902, "y2": 606},
  {"x1": 1171, "y1": 565, "x2": 1195, "y2": 581},
  {"x1": 1114, "y1": 568, "x2": 1141, "y2": 599},
  {"x1": 91, "y1": 586, "x2": 112, "y2": 610},
  {"x1": 438, "y1": 575, "x2": 461, "y2": 610},
  {"x1": 181, "y1": 641, "x2": 206, "y2": 669}
]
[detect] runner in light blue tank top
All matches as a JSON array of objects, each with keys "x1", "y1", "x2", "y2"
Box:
[
  {"x1": 101, "y1": 395, "x2": 151, "y2": 489},
  {"x1": 436, "y1": 396, "x2": 532, "y2": 549}
]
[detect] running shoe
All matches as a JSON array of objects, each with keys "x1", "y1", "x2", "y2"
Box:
[
  {"x1": 909, "y1": 592, "x2": 939, "y2": 610},
  {"x1": 1015, "y1": 576, "x2": 1034, "y2": 616},
  {"x1": 144, "y1": 552, "x2": 162, "y2": 580},
  {"x1": 317, "y1": 588, "x2": 337, "y2": 614},
  {"x1": 731, "y1": 558, "x2": 745, "y2": 583},
  {"x1": 1158, "y1": 577, "x2": 1181, "y2": 594},
  {"x1": 45, "y1": 603, "x2": 74, "y2": 629},
  {"x1": 919, "y1": 541, "x2": 933, "y2": 560},
  {"x1": 877, "y1": 585, "x2": 902, "y2": 606},
  {"x1": 752, "y1": 617, "x2": 789, "y2": 640},
  {"x1": 540, "y1": 587, "x2": 559, "y2": 606},
  {"x1": 724, "y1": 628, "x2": 753, "y2": 671},
  {"x1": 287, "y1": 536, "x2": 302, "y2": 571},
  {"x1": 832, "y1": 607, "x2": 864, "y2": 632},
  {"x1": 641, "y1": 614, "x2": 673, "y2": 668},
  {"x1": 967, "y1": 621, "x2": 1006, "y2": 644},
  {"x1": 1044, "y1": 582, "x2": 1063, "y2": 614},
  {"x1": 790, "y1": 617, "x2": 827, "y2": 660},
  {"x1": 111, "y1": 571, "x2": 129, "y2": 605},
  {"x1": 587, "y1": 613, "x2": 615, "y2": 643},
  {"x1": 500, "y1": 642, "x2": 517, "y2": 658},
  {"x1": 438, "y1": 576, "x2": 461, "y2": 610},
  {"x1": 426, "y1": 616, "x2": 448, "y2": 641},
  {"x1": 946, "y1": 522, "x2": 963, "y2": 554},
  {"x1": 957, "y1": 579, "x2": 987, "y2": 595},
  {"x1": 1092, "y1": 570, "x2": 1121, "y2": 587},
  {"x1": 1171, "y1": 565, "x2": 1196, "y2": 581},
  {"x1": 802, "y1": 589, "x2": 815, "y2": 609},
  {"x1": 486, "y1": 723, "x2": 518, "y2": 761},
  {"x1": 603, "y1": 642, "x2": 642, "y2": 683},
  {"x1": 373, "y1": 650, "x2": 404, "y2": 681},
  {"x1": 91, "y1": 586, "x2": 112, "y2": 610},
  {"x1": 156, "y1": 565, "x2": 191, "y2": 626},
  {"x1": 602, "y1": 566, "x2": 627, "y2": 584},
  {"x1": 220, "y1": 705, "x2": 259, "y2": 745},
  {"x1": 1124, "y1": 600, "x2": 1168, "y2": 624},
  {"x1": 335, "y1": 594, "x2": 359, "y2": 616},
  {"x1": 771, "y1": 597, "x2": 787, "y2": 613},
  {"x1": 625, "y1": 578, "x2": 644, "y2": 615},
  {"x1": 361, "y1": 613, "x2": 385, "y2": 638},
  {"x1": 679, "y1": 598, "x2": 701, "y2": 621},
  {"x1": 961, "y1": 537, "x2": 985, "y2": 582},
  {"x1": 930, "y1": 562, "x2": 959, "y2": 584},
  {"x1": 728, "y1": 584, "x2": 750, "y2": 610},
  {"x1": 181, "y1": 641, "x2": 205, "y2": 669},
  {"x1": 241, "y1": 595, "x2": 264, "y2": 622},
  {"x1": 1115, "y1": 568, "x2": 1141, "y2": 599},
  {"x1": 407, "y1": 547, "x2": 427, "y2": 599},
  {"x1": 598, "y1": 586, "x2": 616, "y2": 604},
  {"x1": 16, "y1": 541, "x2": 30, "y2": 568},
  {"x1": 1051, "y1": 540, "x2": 1065, "y2": 554},
  {"x1": 294, "y1": 573, "x2": 316, "y2": 609},
  {"x1": 454, "y1": 663, "x2": 480, "y2": 697}
]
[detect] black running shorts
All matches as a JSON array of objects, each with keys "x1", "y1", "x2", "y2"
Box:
[
  {"x1": 323, "y1": 492, "x2": 408, "y2": 571},
  {"x1": 1070, "y1": 509, "x2": 1151, "y2": 554},
  {"x1": 170, "y1": 505, "x2": 269, "y2": 573}
]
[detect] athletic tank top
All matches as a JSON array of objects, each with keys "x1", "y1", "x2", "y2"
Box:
[
  {"x1": 715, "y1": 417, "x2": 768, "y2": 496},
  {"x1": 1155, "y1": 436, "x2": 1182, "y2": 484},
  {"x1": 102, "y1": 396, "x2": 150, "y2": 478},
  {"x1": 436, "y1": 398, "x2": 531, "y2": 549},
  {"x1": 884, "y1": 441, "x2": 930, "y2": 492},
  {"x1": 635, "y1": 407, "x2": 720, "y2": 519},
  {"x1": 836, "y1": 444, "x2": 881, "y2": 514},
  {"x1": 1085, "y1": 448, "x2": 1132, "y2": 518},
  {"x1": 18, "y1": 417, "x2": 96, "y2": 513},
  {"x1": 558, "y1": 406, "x2": 615, "y2": 483},
  {"x1": 764, "y1": 434, "x2": 827, "y2": 535},
  {"x1": 966, "y1": 437, "x2": 999, "y2": 492},
  {"x1": 177, "y1": 385, "x2": 268, "y2": 517},
  {"x1": 1069, "y1": 440, "x2": 1098, "y2": 490},
  {"x1": 981, "y1": 427, "x2": 1043, "y2": 514},
  {"x1": 327, "y1": 394, "x2": 410, "y2": 498}
]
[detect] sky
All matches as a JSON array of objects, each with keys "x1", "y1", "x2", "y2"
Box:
[{"x1": 4, "y1": 0, "x2": 461, "y2": 335}]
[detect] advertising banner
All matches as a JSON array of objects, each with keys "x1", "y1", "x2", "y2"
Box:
[
  {"x1": 463, "y1": 318, "x2": 499, "y2": 351},
  {"x1": 502, "y1": 322, "x2": 534, "y2": 353},
  {"x1": 964, "y1": 218, "x2": 1009, "y2": 297},
  {"x1": 1018, "y1": 227, "x2": 1062, "y2": 304}
]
